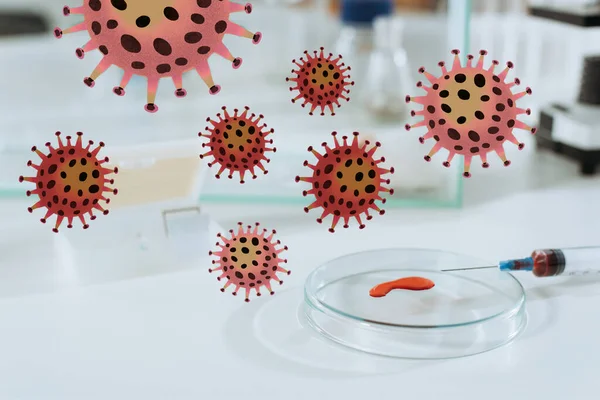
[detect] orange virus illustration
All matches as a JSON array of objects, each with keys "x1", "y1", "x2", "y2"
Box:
[
  {"x1": 199, "y1": 106, "x2": 275, "y2": 183},
  {"x1": 209, "y1": 222, "x2": 290, "y2": 302},
  {"x1": 19, "y1": 131, "x2": 118, "y2": 233},
  {"x1": 54, "y1": 0, "x2": 262, "y2": 113},
  {"x1": 295, "y1": 132, "x2": 394, "y2": 233},
  {"x1": 286, "y1": 47, "x2": 354, "y2": 116},
  {"x1": 405, "y1": 49, "x2": 536, "y2": 177}
]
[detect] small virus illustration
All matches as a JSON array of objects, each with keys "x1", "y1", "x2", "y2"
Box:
[
  {"x1": 54, "y1": 0, "x2": 262, "y2": 113},
  {"x1": 405, "y1": 49, "x2": 536, "y2": 177},
  {"x1": 295, "y1": 132, "x2": 394, "y2": 233},
  {"x1": 209, "y1": 222, "x2": 290, "y2": 302},
  {"x1": 19, "y1": 131, "x2": 118, "y2": 233},
  {"x1": 199, "y1": 106, "x2": 275, "y2": 183},
  {"x1": 286, "y1": 47, "x2": 354, "y2": 116}
]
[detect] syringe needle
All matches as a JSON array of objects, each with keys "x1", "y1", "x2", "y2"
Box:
[{"x1": 441, "y1": 265, "x2": 497, "y2": 272}]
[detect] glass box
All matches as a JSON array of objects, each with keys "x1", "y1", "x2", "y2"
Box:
[{"x1": 0, "y1": 0, "x2": 472, "y2": 207}]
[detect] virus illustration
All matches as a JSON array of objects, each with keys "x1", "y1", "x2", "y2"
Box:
[
  {"x1": 405, "y1": 49, "x2": 537, "y2": 177},
  {"x1": 295, "y1": 131, "x2": 394, "y2": 233},
  {"x1": 54, "y1": 0, "x2": 262, "y2": 113},
  {"x1": 286, "y1": 47, "x2": 354, "y2": 116},
  {"x1": 209, "y1": 222, "x2": 290, "y2": 302},
  {"x1": 199, "y1": 106, "x2": 275, "y2": 183},
  {"x1": 19, "y1": 131, "x2": 118, "y2": 233}
]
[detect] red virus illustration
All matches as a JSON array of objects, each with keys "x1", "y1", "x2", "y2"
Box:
[
  {"x1": 286, "y1": 47, "x2": 354, "y2": 116},
  {"x1": 209, "y1": 222, "x2": 290, "y2": 302},
  {"x1": 19, "y1": 131, "x2": 118, "y2": 233},
  {"x1": 295, "y1": 132, "x2": 394, "y2": 233},
  {"x1": 199, "y1": 106, "x2": 275, "y2": 183},
  {"x1": 405, "y1": 49, "x2": 537, "y2": 177},
  {"x1": 54, "y1": 0, "x2": 262, "y2": 113}
]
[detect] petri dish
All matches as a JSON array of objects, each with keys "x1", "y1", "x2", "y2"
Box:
[{"x1": 303, "y1": 248, "x2": 526, "y2": 359}]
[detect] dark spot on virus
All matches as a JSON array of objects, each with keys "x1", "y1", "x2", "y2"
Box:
[
  {"x1": 454, "y1": 73, "x2": 466, "y2": 83},
  {"x1": 111, "y1": 0, "x2": 127, "y2": 11},
  {"x1": 496, "y1": 103, "x2": 505, "y2": 112},
  {"x1": 153, "y1": 38, "x2": 172, "y2": 56},
  {"x1": 427, "y1": 105, "x2": 435, "y2": 113},
  {"x1": 91, "y1": 21, "x2": 101, "y2": 35},
  {"x1": 156, "y1": 64, "x2": 171, "y2": 73},
  {"x1": 131, "y1": 61, "x2": 145, "y2": 69},
  {"x1": 481, "y1": 95, "x2": 490, "y2": 102},
  {"x1": 441, "y1": 104, "x2": 452, "y2": 113},
  {"x1": 175, "y1": 58, "x2": 188, "y2": 66},
  {"x1": 89, "y1": 0, "x2": 102, "y2": 11},
  {"x1": 488, "y1": 127, "x2": 499, "y2": 134},
  {"x1": 492, "y1": 87, "x2": 502, "y2": 95},
  {"x1": 457, "y1": 89, "x2": 470, "y2": 100},
  {"x1": 470, "y1": 147, "x2": 479, "y2": 153},
  {"x1": 468, "y1": 130, "x2": 480, "y2": 142},
  {"x1": 185, "y1": 32, "x2": 202, "y2": 43},
  {"x1": 447, "y1": 128, "x2": 461, "y2": 140},
  {"x1": 457, "y1": 116, "x2": 466, "y2": 124},
  {"x1": 191, "y1": 13, "x2": 205, "y2": 24},
  {"x1": 107, "y1": 19, "x2": 118, "y2": 29},
  {"x1": 474, "y1": 73, "x2": 486, "y2": 87},
  {"x1": 439, "y1": 90, "x2": 449, "y2": 98},
  {"x1": 136, "y1": 15, "x2": 150, "y2": 28},
  {"x1": 120, "y1": 34, "x2": 141, "y2": 53},
  {"x1": 164, "y1": 7, "x2": 179, "y2": 20},
  {"x1": 198, "y1": 46, "x2": 211, "y2": 54},
  {"x1": 215, "y1": 20, "x2": 227, "y2": 34}
]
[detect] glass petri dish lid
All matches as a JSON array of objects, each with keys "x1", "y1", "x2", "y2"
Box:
[{"x1": 304, "y1": 248, "x2": 526, "y2": 359}]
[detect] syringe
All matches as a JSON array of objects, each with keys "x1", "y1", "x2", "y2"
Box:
[{"x1": 442, "y1": 247, "x2": 600, "y2": 277}]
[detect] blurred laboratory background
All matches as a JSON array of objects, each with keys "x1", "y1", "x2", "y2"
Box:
[{"x1": 0, "y1": 0, "x2": 599, "y2": 296}]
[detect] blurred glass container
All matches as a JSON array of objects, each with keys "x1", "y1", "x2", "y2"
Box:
[
  {"x1": 334, "y1": 0, "x2": 394, "y2": 96},
  {"x1": 362, "y1": 15, "x2": 412, "y2": 121},
  {"x1": 247, "y1": 0, "x2": 329, "y2": 85}
]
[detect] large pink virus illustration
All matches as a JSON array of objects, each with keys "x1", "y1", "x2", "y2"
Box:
[
  {"x1": 19, "y1": 131, "x2": 118, "y2": 232},
  {"x1": 209, "y1": 222, "x2": 290, "y2": 302},
  {"x1": 295, "y1": 132, "x2": 394, "y2": 233},
  {"x1": 54, "y1": 0, "x2": 262, "y2": 113},
  {"x1": 405, "y1": 49, "x2": 536, "y2": 177},
  {"x1": 286, "y1": 47, "x2": 354, "y2": 116},
  {"x1": 199, "y1": 106, "x2": 275, "y2": 183}
]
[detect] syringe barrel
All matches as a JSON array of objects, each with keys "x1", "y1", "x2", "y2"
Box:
[{"x1": 532, "y1": 247, "x2": 600, "y2": 277}]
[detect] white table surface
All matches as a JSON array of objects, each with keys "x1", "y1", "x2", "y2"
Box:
[{"x1": 1, "y1": 169, "x2": 599, "y2": 399}]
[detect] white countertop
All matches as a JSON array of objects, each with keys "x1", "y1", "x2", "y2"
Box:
[{"x1": 0, "y1": 170, "x2": 599, "y2": 399}]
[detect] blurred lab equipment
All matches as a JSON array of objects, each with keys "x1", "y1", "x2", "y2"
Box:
[
  {"x1": 334, "y1": 0, "x2": 394, "y2": 97},
  {"x1": 531, "y1": 2, "x2": 600, "y2": 175},
  {"x1": 443, "y1": 246, "x2": 600, "y2": 277},
  {"x1": 0, "y1": 10, "x2": 48, "y2": 36},
  {"x1": 362, "y1": 15, "x2": 412, "y2": 121}
]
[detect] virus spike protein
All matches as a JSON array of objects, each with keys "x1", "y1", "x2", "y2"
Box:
[
  {"x1": 19, "y1": 131, "x2": 118, "y2": 233},
  {"x1": 55, "y1": 0, "x2": 262, "y2": 113},
  {"x1": 295, "y1": 131, "x2": 394, "y2": 232},
  {"x1": 209, "y1": 222, "x2": 290, "y2": 302},
  {"x1": 286, "y1": 47, "x2": 354, "y2": 116},
  {"x1": 405, "y1": 49, "x2": 536, "y2": 177},
  {"x1": 199, "y1": 106, "x2": 275, "y2": 183}
]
